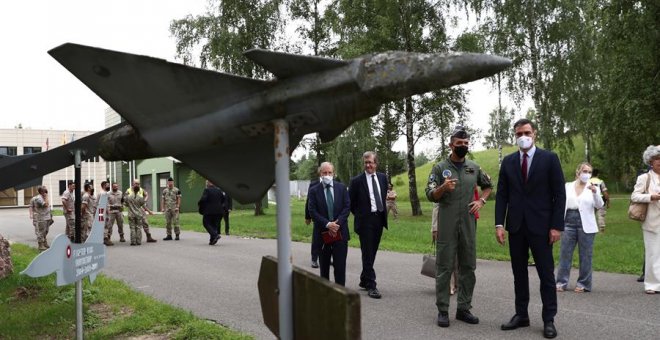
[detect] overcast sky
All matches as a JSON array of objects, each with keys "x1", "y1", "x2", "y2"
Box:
[{"x1": 0, "y1": 0, "x2": 527, "y2": 155}]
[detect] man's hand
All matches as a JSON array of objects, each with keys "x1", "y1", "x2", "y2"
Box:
[
  {"x1": 549, "y1": 229, "x2": 561, "y2": 244},
  {"x1": 327, "y1": 221, "x2": 340, "y2": 234},
  {"x1": 432, "y1": 230, "x2": 437, "y2": 241},
  {"x1": 468, "y1": 200, "x2": 484, "y2": 214},
  {"x1": 496, "y1": 227, "x2": 506, "y2": 245},
  {"x1": 440, "y1": 179, "x2": 458, "y2": 192},
  {"x1": 305, "y1": 219, "x2": 311, "y2": 225}
]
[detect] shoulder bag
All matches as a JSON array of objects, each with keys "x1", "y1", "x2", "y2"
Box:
[{"x1": 628, "y1": 173, "x2": 651, "y2": 222}]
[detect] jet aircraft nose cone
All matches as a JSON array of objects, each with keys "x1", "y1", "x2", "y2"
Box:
[{"x1": 445, "y1": 53, "x2": 512, "y2": 84}]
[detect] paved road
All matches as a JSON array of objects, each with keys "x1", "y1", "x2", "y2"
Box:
[{"x1": 1, "y1": 208, "x2": 658, "y2": 339}]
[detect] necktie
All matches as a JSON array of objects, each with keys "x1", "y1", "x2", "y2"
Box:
[
  {"x1": 522, "y1": 153, "x2": 528, "y2": 184},
  {"x1": 372, "y1": 175, "x2": 384, "y2": 212},
  {"x1": 325, "y1": 185, "x2": 334, "y2": 220}
]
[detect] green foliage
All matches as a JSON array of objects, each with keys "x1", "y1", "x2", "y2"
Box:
[
  {"x1": 484, "y1": 106, "x2": 515, "y2": 149},
  {"x1": 294, "y1": 153, "x2": 318, "y2": 180}
]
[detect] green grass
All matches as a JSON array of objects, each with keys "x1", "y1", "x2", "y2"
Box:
[
  {"x1": 147, "y1": 193, "x2": 643, "y2": 274},
  {"x1": 0, "y1": 244, "x2": 252, "y2": 340}
]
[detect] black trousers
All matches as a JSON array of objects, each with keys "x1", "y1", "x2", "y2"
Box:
[
  {"x1": 358, "y1": 213, "x2": 384, "y2": 289},
  {"x1": 508, "y1": 223, "x2": 557, "y2": 322},
  {"x1": 311, "y1": 228, "x2": 322, "y2": 261},
  {"x1": 218, "y1": 212, "x2": 229, "y2": 234},
  {"x1": 203, "y1": 214, "x2": 221, "y2": 241},
  {"x1": 320, "y1": 239, "x2": 348, "y2": 286}
]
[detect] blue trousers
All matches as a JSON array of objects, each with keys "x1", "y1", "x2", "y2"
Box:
[{"x1": 556, "y1": 213, "x2": 595, "y2": 291}]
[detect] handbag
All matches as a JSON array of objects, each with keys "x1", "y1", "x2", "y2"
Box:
[
  {"x1": 421, "y1": 242, "x2": 436, "y2": 278},
  {"x1": 321, "y1": 230, "x2": 342, "y2": 244},
  {"x1": 628, "y1": 173, "x2": 651, "y2": 222}
]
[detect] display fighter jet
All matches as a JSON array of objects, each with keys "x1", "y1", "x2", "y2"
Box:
[{"x1": 0, "y1": 44, "x2": 511, "y2": 203}]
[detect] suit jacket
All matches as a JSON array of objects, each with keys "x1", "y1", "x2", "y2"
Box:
[
  {"x1": 349, "y1": 172, "x2": 388, "y2": 233},
  {"x1": 304, "y1": 180, "x2": 321, "y2": 220},
  {"x1": 198, "y1": 186, "x2": 225, "y2": 215},
  {"x1": 495, "y1": 147, "x2": 566, "y2": 235},
  {"x1": 221, "y1": 190, "x2": 233, "y2": 212},
  {"x1": 308, "y1": 180, "x2": 351, "y2": 241}
]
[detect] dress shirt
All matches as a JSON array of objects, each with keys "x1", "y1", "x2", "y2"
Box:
[
  {"x1": 519, "y1": 145, "x2": 537, "y2": 177},
  {"x1": 365, "y1": 171, "x2": 382, "y2": 212}
]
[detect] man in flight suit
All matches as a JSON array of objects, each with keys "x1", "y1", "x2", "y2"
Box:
[{"x1": 425, "y1": 126, "x2": 492, "y2": 328}]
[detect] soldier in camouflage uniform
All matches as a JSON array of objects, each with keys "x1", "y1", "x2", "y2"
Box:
[
  {"x1": 81, "y1": 183, "x2": 94, "y2": 242},
  {"x1": 31, "y1": 186, "x2": 52, "y2": 251},
  {"x1": 124, "y1": 179, "x2": 156, "y2": 245},
  {"x1": 425, "y1": 126, "x2": 492, "y2": 328},
  {"x1": 61, "y1": 181, "x2": 76, "y2": 241},
  {"x1": 106, "y1": 182, "x2": 126, "y2": 243},
  {"x1": 161, "y1": 177, "x2": 181, "y2": 241}
]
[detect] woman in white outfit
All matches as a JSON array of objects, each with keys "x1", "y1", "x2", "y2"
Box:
[
  {"x1": 556, "y1": 162, "x2": 604, "y2": 293},
  {"x1": 631, "y1": 145, "x2": 660, "y2": 294}
]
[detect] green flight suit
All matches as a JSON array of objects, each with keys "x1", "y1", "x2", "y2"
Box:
[{"x1": 425, "y1": 158, "x2": 492, "y2": 313}]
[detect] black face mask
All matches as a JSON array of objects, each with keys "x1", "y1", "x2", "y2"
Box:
[{"x1": 453, "y1": 145, "x2": 469, "y2": 158}]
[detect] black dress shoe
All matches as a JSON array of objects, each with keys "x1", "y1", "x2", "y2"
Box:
[
  {"x1": 311, "y1": 260, "x2": 319, "y2": 268},
  {"x1": 437, "y1": 311, "x2": 449, "y2": 327},
  {"x1": 210, "y1": 235, "x2": 220, "y2": 245},
  {"x1": 456, "y1": 309, "x2": 479, "y2": 324},
  {"x1": 367, "y1": 288, "x2": 382, "y2": 299},
  {"x1": 501, "y1": 314, "x2": 530, "y2": 330},
  {"x1": 637, "y1": 274, "x2": 645, "y2": 282},
  {"x1": 543, "y1": 321, "x2": 557, "y2": 339},
  {"x1": 358, "y1": 282, "x2": 367, "y2": 290}
]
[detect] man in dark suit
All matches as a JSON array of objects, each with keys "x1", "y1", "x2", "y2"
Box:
[
  {"x1": 495, "y1": 119, "x2": 566, "y2": 339},
  {"x1": 198, "y1": 180, "x2": 225, "y2": 245},
  {"x1": 305, "y1": 178, "x2": 322, "y2": 268},
  {"x1": 308, "y1": 162, "x2": 350, "y2": 285},
  {"x1": 349, "y1": 151, "x2": 388, "y2": 299}
]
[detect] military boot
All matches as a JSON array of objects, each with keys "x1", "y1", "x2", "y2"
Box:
[
  {"x1": 175, "y1": 234, "x2": 180, "y2": 241},
  {"x1": 38, "y1": 242, "x2": 47, "y2": 251},
  {"x1": 163, "y1": 235, "x2": 173, "y2": 241},
  {"x1": 146, "y1": 233, "x2": 157, "y2": 243},
  {"x1": 119, "y1": 234, "x2": 126, "y2": 242},
  {"x1": 104, "y1": 238, "x2": 114, "y2": 246}
]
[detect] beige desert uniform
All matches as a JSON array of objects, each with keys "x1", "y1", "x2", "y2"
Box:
[
  {"x1": 31, "y1": 195, "x2": 52, "y2": 250},
  {"x1": 61, "y1": 189, "x2": 75, "y2": 241},
  {"x1": 106, "y1": 189, "x2": 125, "y2": 242},
  {"x1": 162, "y1": 187, "x2": 181, "y2": 238},
  {"x1": 81, "y1": 192, "x2": 93, "y2": 242}
]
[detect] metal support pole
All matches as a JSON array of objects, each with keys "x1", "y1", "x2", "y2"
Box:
[
  {"x1": 75, "y1": 280, "x2": 83, "y2": 340},
  {"x1": 273, "y1": 119, "x2": 292, "y2": 340},
  {"x1": 73, "y1": 150, "x2": 83, "y2": 340}
]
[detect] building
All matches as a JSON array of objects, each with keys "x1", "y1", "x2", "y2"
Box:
[{"x1": 0, "y1": 128, "x2": 107, "y2": 207}]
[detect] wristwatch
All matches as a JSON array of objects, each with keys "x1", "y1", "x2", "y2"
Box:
[{"x1": 479, "y1": 198, "x2": 487, "y2": 204}]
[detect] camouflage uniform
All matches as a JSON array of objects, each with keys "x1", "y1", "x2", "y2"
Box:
[
  {"x1": 61, "y1": 189, "x2": 75, "y2": 241},
  {"x1": 106, "y1": 190, "x2": 125, "y2": 242},
  {"x1": 81, "y1": 192, "x2": 93, "y2": 242},
  {"x1": 31, "y1": 195, "x2": 51, "y2": 250},
  {"x1": 162, "y1": 186, "x2": 181, "y2": 238},
  {"x1": 124, "y1": 189, "x2": 152, "y2": 245},
  {"x1": 425, "y1": 158, "x2": 492, "y2": 314}
]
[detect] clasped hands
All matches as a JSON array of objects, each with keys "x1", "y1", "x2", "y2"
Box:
[{"x1": 326, "y1": 220, "x2": 341, "y2": 236}]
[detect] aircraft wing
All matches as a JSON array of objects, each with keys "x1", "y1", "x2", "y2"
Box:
[
  {"x1": 0, "y1": 124, "x2": 124, "y2": 192},
  {"x1": 175, "y1": 134, "x2": 303, "y2": 204},
  {"x1": 48, "y1": 43, "x2": 271, "y2": 132},
  {"x1": 244, "y1": 49, "x2": 348, "y2": 79}
]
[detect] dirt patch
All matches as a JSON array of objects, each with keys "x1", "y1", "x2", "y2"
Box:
[
  {"x1": 12, "y1": 286, "x2": 41, "y2": 300},
  {"x1": 89, "y1": 303, "x2": 134, "y2": 324}
]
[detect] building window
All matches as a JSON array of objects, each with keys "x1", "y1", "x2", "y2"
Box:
[
  {"x1": 0, "y1": 146, "x2": 17, "y2": 156},
  {"x1": 23, "y1": 147, "x2": 42, "y2": 154}
]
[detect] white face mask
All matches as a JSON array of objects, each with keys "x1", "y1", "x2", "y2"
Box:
[
  {"x1": 517, "y1": 136, "x2": 533, "y2": 149},
  {"x1": 579, "y1": 173, "x2": 591, "y2": 183},
  {"x1": 321, "y1": 176, "x2": 333, "y2": 185}
]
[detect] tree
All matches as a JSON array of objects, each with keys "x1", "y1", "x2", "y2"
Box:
[
  {"x1": 328, "y1": 0, "x2": 468, "y2": 216},
  {"x1": 484, "y1": 106, "x2": 514, "y2": 149},
  {"x1": 170, "y1": 0, "x2": 285, "y2": 215}
]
